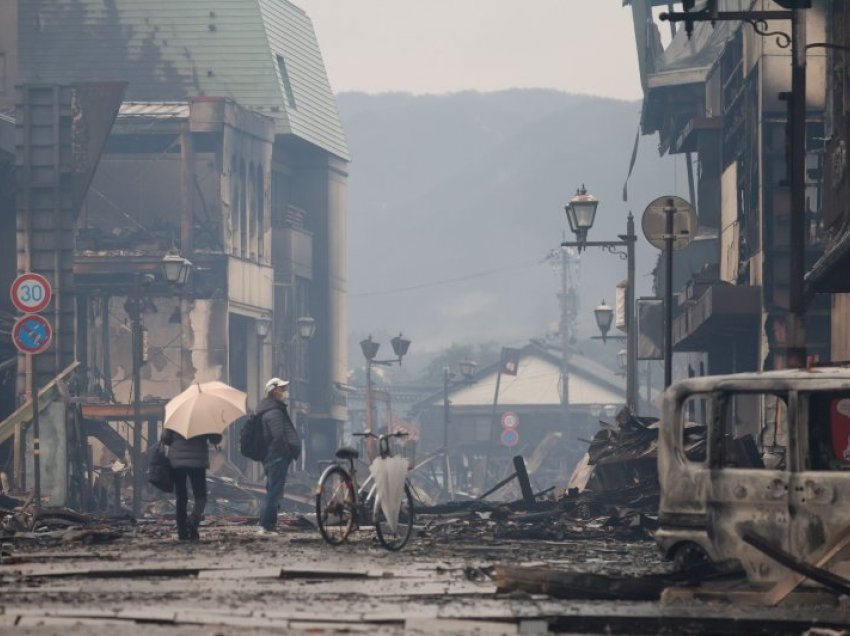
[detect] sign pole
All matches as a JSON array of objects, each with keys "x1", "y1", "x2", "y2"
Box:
[
  {"x1": 484, "y1": 368, "x2": 503, "y2": 481},
  {"x1": 664, "y1": 199, "x2": 675, "y2": 389},
  {"x1": 31, "y1": 353, "x2": 40, "y2": 505},
  {"x1": 10, "y1": 273, "x2": 53, "y2": 505}
]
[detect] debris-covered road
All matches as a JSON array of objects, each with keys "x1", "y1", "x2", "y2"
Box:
[{"x1": 3, "y1": 516, "x2": 850, "y2": 634}]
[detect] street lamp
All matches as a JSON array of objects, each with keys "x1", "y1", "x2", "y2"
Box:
[
  {"x1": 360, "y1": 333, "x2": 411, "y2": 443},
  {"x1": 288, "y1": 314, "x2": 316, "y2": 470},
  {"x1": 594, "y1": 300, "x2": 614, "y2": 343},
  {"x1": 131, "y1": 251, "x2": 192, "y2": 518},
  {"x1": 297, "y1": 315, "x2": 317, "y2": 340},
  {"x1": 442, "y1": 360, "x2": 477, "y2": 498},
  {"x1": 255, "y1": 316, "x2": 272, "y2": 339},
  {"x1": 561, "y1": 186, "x2": 638, "y2": 412},
  {"x1": 565, "y1": 185, "x2": 599, "y2": 250},
  {"x1": 161, "y1": 250, "x2": 192, "y2": 285},
  {"x1": 617, "y1": 348, "x2": 628, "y2": 373}
]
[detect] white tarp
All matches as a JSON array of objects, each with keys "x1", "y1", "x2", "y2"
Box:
[{"x1": 369, "y1": 456, "x2": 408, "y2": 532}]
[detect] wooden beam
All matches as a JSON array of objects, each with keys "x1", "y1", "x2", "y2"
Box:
[
  {"x1": 80, "y1": 403, "x2": 165, "y2": 421},
  {"x1": 0, "y1": 361, "x2": 79, "y2": 446}
]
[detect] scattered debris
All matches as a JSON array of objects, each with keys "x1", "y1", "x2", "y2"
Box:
[{"x1": 492, "y1": 559, "x2": 744, "y2": 601}]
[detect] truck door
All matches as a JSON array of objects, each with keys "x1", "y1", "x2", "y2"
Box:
[
  {"x1": 706, "y1": 390, "x2": 791, "y2": 582},
  {"x1": 788, "y1": 391, "x2": 850, "y2": 565}
]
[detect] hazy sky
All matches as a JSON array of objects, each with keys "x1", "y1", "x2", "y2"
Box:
[{"x1": 295, "y1": 0, "x2": 642, "y2": 100}]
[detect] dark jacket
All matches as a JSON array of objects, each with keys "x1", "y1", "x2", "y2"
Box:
[
  {"x1": 161, "y1": 430, "x2": 222, "y2": 470},
  {"x1": 257, "y1": 396, "x2": 301, "y2": 463}
]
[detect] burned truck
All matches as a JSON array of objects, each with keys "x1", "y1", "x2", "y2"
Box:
[{"x1": 656, "y1": 367, "x2": 850, "y2": 582}]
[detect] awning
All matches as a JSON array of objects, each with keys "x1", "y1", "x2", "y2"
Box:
[
  {"x1": 673, "y1": 284, "x2": 760, "y2": 352},
  {"x1": 805, "y1": 230, "x2": 850, "y2": 295}
]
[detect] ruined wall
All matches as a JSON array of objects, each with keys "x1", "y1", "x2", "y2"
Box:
[
  {"x1": 83, "y1": 151, "x2": 221, "y2": 250},
  {"x1": 0, "y1": 0, "x2": 18, "y2": 111},
  {"x1": 293, "y1": 151, "x2": 348, "y2": 424},
  {"x1": 92, "y1": 295, "x2": 228, "y2": 404}
]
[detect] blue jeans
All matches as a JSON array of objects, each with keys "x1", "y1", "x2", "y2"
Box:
[{"x1": 259, "y1": 457, "x2": 290, "y2": 530}]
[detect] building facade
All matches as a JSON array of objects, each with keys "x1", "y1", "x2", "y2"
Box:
[{"x1": 0, "y1": 0, "x2": 349, "y2": 489}]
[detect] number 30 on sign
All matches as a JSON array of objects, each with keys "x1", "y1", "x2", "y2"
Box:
[{"x1": 11, "y1": 273, "x2": 52, "y2": 314}]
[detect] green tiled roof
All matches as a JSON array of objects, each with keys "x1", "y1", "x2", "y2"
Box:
[{"x1": 19, "y1": 0, "x2": 349, "y2": 160}]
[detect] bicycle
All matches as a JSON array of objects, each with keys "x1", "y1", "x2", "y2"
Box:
[{"x1": 315, "y1": 431, "x2": 415, "y2": 551}]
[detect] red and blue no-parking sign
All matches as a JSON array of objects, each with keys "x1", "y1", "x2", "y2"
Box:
[
  {"x1": 500, "y1": 428, "x2": 519, "y2": 447},
  {"x1": 12, "y1": 314, "x2": 53, "y2": 355}
]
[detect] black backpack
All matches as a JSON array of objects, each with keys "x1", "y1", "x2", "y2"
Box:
[{"x1": 239, "y1": 410, "x2": 268, "y2": 461}]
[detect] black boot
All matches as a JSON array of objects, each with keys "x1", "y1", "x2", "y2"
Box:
[
  {"x1": 187, "y1": 516, "x2": 200, "y2": 541},
  {"x1": 177, "y1": 524, "x2": 191, "y2": 541}
]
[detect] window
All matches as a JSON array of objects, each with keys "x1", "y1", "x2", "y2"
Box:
[
  {"x1": 248, "y1": 163, "x2": 257, "y2": 259},
  {"x1": 681, "y1": 394, "x2": 710, "y2": 463},
  {"x1": 276, "y1": 55, "x2": 297, "y2": 109},
  {"x1": 712, "y1": 392, "x2": 787, "y2": 470},
  {"x1": 230, "y1": 156, "x2": 240, "y2": 254},
  {"x1": 257, "y1": 170, "x2": 265, "y2": 260},
  {"x1": 240, "y1": 160, "x2": 248, "y2": 257},
  {"x1": 808, "y1": 392, "x2": 850, "y2": 471}
]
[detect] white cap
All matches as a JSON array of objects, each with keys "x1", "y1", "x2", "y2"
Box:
[{"x1": 264, "y1": 377, "x2": 290, "y2": 394}]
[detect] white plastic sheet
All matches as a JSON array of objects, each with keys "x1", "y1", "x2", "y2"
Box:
[{"x1": 369, "y1": 456, "x2": 408, "y2": 532}]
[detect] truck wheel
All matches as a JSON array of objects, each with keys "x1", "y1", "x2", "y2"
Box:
[{"x1": 672, "y1": 541, "x2": 710, "y2": 570}]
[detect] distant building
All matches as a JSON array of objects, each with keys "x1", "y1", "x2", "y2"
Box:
[{"x1": 410, "y1": 341, "x2": 626, "y2": 491}]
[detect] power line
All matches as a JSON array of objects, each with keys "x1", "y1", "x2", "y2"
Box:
[{"x1": 349, "y1": 260, "x2": 541, "y2": 299}]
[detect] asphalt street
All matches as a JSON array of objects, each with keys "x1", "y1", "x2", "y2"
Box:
[{"x1": 2, "y1": 518, "x2": 849, "y2": 634}]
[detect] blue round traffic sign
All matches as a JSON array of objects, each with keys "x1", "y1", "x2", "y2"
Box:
[
  {"x1": 500, "y1": 428, "x2": 519, "y2": 448},
  {"x1": 12, "y1": 314, "x2": 53, "y2": 355}
]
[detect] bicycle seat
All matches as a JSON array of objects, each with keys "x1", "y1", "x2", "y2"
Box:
[{"x1": 336, "y1": 447, "x2": 359, "y2": 460}]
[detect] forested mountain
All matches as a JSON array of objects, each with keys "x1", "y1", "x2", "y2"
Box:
[{"x1": 337, "y1": 89, "x2": 686, "y2": 366}]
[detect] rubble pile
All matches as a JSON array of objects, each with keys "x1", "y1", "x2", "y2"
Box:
[
  {"x1": 0, "y1": 500, "x2": 130, "y2": 546},
  {"x1": 416, "y1": 408, "x2": 671, "y2": 544},
  {"x1": 419, "y1": 483, "x2": 658, "y2": 544}
]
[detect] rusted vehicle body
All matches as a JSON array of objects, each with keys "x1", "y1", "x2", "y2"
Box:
[{"x1": 656, "y1": 367, "x2": 850, "y2": 582}]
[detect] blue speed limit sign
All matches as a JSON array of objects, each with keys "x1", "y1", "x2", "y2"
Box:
[{"x1": 12, "y1": 314, "x2": 53, "y2": 355}]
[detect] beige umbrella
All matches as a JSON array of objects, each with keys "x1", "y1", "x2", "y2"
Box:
[{"x1": 164, "y1": 381, "x2": 247, "y2": 439}]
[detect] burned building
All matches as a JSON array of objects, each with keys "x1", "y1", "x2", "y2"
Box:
[
  {"x1": 626, "y1": 0, "x2": 830, "y2": 381},
  {"x1": 808, "y1": 0, "x2": 850, "y2": 359},
  {"x1": 0, "y1": 0, "x2": 349, "y2": 493}
]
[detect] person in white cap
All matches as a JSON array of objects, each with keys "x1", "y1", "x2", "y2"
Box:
[{"x1": 256, "y1": 377, "x2": 302, "y2": 534}]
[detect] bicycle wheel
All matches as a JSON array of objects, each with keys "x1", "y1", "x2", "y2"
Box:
[
  {"x1": 375, "y1": 481, "x2": 415, "y2": 551},
  {"x1": 316, "y1": 466, "x2": 356, "y2": 545}
]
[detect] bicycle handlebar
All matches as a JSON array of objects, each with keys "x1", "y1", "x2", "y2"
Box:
[{"x1": 353, "y1": 431, "x2": 409, "y2": 440}]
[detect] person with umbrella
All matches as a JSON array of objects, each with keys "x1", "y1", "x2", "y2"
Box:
[
  {"x1": 161, "y1": 428, "x2": 221, "y2": 541},
  {"x1": 162, "y1": 381, "x2": 247, "y2": 541},
  {"x1": 257, "y1": 377, "x2": 302, "y2": 535}
]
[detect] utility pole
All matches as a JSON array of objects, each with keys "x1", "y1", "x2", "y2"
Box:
[
  {"x1": 559, "y1": 237, "x2": 570, "y2": 426},
  {"x1": 547, "y1": 237, "x2": 579, "y2": 424}
]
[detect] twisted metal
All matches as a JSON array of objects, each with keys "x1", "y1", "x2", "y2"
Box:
[
  {"x1": 601, "y1": 245, "x2": 629, "y2": 261},
  {"x1": 747, "y1": 19, "x2": 791, "y2": 49}
]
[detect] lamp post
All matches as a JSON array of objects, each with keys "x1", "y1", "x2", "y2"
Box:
[
  {"x1": 360, "y1": 333, "x2": 411, "y2": 455},
  {"x1": 562, "y1": 186, "x2": 638, "y2": 411},
  {"x1": 289, "y1": 314, "x2": 316, "y2": 470},
  {"x1": 130, "y1": 251, "x2": 191, "y2": 518},
  {"x1": 442, "y1": 359, "x2": 477, "y2": 497}
]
